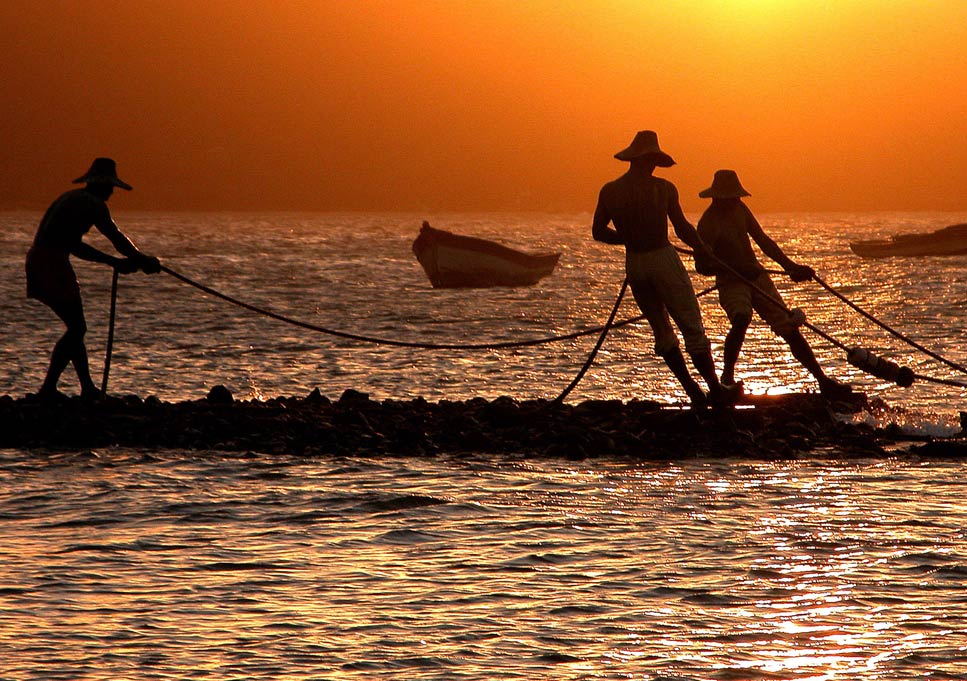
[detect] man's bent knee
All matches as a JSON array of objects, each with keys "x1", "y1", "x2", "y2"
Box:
[
  {"x1": 653, "y1": 336, "x2": 680, "y2": 357},
  {"x1": 729, "y1": 312, "x2": 752, "y2": 329},
  {"x1": 683, "y1": 336, "x2": 712, "y2": 355},
  {"x1": 62, "y1": 319, "x2": 88, "y2": 342},
  {"x1": 50, "y1": 300, "x2": 87, "y2": 334}
]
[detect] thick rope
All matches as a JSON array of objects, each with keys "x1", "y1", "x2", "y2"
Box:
[
  {"x1": 709, "y1": 262, "x2": 967, "y2": 387},
  {"x1": 554, "y1": 278, "x2": 629, "y2": 403},
  {"x1": 811, "y1": 274, "x2": 967, "y2": 376},
  {"x1": 161, "y1": 264, "x2": 658, "y2": 350},
  {"x1": 161, "y1": 264, "x2": 726, "y2": 401},
  {"x1": 677, "y1": 246, "x2": 967, "y2": 388},
  {"x1": 162, "y1": 252, "x2": 967, "y2": 392},
  {"x1": 551, "y1": 281, "x2": 720, "y2": 401}
]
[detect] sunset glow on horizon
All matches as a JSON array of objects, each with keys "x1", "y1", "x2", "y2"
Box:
[{"x1": 2, "y1": 0, "x2": 966, "y2": 215}]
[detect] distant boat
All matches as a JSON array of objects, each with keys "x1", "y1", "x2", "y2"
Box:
[
  {"x1": 412, "y1": 221, "x2": 561, "y2": 288},
  {"x1": 849, "y1": 223, "x2": 967, "y2": 258}
]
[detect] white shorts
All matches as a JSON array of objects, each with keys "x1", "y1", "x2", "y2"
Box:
[{"x1": 625, "y1": 245, "x2": 711, "y2": 355}]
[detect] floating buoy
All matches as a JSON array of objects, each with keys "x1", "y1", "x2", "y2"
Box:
[{"x1": 847, "y1": 347, "x2": 915, "y2": 387}]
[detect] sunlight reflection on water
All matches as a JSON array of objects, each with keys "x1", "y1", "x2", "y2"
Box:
[
  {"x1": 2, "y1": 211, "x2": 967, "y2": 421},
  {"x1": 4, "y1": 453, "x2": 965, "y2": 679},
  {"x1": 3, "y1": 212, "x2": 967, "y2": 679}
]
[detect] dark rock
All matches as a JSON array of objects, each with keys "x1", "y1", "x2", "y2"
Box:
[
  {"x1": 339, "y1": 389, "x2": 369, "y2": 404},
  {"x1": 0, "y1": 390, "x2": 951, "y2": 461},
  {"x1": 908, "y1": 440, "x2": 967, "y2": 458},
  {"x1": 206, "y1": 385, "x2": 234, "y2": 404},
  {"x1": 305, "y1": 388, "x2": 330, "y2": 405}
]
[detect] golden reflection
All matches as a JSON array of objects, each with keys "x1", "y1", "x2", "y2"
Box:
[{"x1": 730, "y1": 473, "x2": 907, "y2": 677}]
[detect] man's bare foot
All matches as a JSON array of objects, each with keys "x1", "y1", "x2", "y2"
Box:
[
  {"x1": 819, "y1": 378, "x2": 854, "y2": 402},
  {"x1": 34, "y1": 387, "x2": 67, "y2": 403},
  {"x1": 80, "y1": 387, "x2": 103, "y2": 402},
  {"x1": 709, "y1": 382, "x2": 742, "y2": 409}
]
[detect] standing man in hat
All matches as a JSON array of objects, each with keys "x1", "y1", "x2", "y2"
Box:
[
  {"x1": 694, "y1": 169, "x2": 852, "y2": 399},
  {"x1": 25, "y1": 157, "x2": 161, "y2": 400},
  {"x1": 592, "y1": 130, "x2": 735, "y2": 408}
]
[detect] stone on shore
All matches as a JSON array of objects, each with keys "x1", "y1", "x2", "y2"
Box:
[{"x1": 0, "y1": 390, "x2": 961, "y2": 460}]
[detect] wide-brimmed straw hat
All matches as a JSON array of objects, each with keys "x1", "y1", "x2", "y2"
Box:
[
  {"x1": 613, "y1": 130, "x2": 675, "y2": 166},
  {"x1": 698, "y1": 169, "x2": 750, "y2": 199},
  {"x1": 72, "y1": 157, "x2": 132, "y2": 190}
]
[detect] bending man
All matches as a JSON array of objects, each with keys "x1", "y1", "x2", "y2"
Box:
[
  {"x1": 695, "y1": 169, "x2": 852, "y2": 400},
  {"x1": 592, "y1": 130, "x2": 735, "y2": 408},
  {"x1": 25, "y1": 157, "x2": 160, "y2": 400}
]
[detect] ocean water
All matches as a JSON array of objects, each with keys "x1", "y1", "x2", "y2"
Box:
[
  {"x1": 2, "y1": 211, "x2": 967, "y2": 679},
  {"x1": 4, "y1": 211, "x2": 967, "y2": 414}
]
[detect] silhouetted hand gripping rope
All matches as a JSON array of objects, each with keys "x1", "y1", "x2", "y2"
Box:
[{"x1": 674, "y1": 246, "x2": 967, "y2": 389}]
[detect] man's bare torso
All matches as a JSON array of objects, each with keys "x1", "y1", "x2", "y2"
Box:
[{"x1": 594, "y1": 173, "x2": 674, "y2": 252}]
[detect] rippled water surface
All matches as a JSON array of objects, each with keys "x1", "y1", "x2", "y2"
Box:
[
  {"x1": 1, "y1": 451, "x2": 966, "y2": 680},
  {"x1": 3, "y1": 211, "x2": 967, "y2": 678}
]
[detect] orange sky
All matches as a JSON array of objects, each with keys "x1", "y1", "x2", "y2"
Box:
[{"x1": 2, "y1": 0, "x2": 966, "y2": 213}]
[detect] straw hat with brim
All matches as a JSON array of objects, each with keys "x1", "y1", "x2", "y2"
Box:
[
  {"x1": 699, "y1": 169, "x2": 750, "y2": 199},
  {"x1": 614, "y1": 130, "x2": 675, "y2": 166},
  {"x1": 72, "y1": 157, "x2": 132, "y2": 190}
]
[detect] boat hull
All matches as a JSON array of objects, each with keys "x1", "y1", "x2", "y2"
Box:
[
  {"x1": 412, "y1": 222, "x2": 561, "y2": 288},
  {"x1": 849, "y1": 223, "x2": 967, "y2": 258}
]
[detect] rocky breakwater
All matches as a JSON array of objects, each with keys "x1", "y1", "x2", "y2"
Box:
[{"x1": 0, "y1": 387, "x2": 962, "y2": 459}]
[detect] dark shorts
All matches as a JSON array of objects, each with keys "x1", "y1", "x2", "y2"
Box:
[
  {"x1": 717, "y1": 272, "x2": 798, "y2": 335},
  {"x1": 25, "y1": 246, "x2": 81, "y2": 309}
]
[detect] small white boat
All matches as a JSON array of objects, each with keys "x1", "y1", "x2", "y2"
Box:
[
  {"x1": 849, "y1": 223, "x2": 967, "y2": 258},
  {"x1": 412, "y1": 221, "x2": 561, "y2": 288}
]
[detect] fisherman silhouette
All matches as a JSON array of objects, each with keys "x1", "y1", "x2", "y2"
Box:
[
  {"x1": 694, "y1": 169, "x2": 853, "y2": 400},
  {"x1": 592, "y1": 131, "x2": 737, "y2": 409},
  {"x1": 25, "y1": 158, "x2": 161, "y2": 400}
]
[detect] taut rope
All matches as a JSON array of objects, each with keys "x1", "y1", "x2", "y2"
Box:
[
  {"x1": 159, "y1": 264, "x2": 655, "y2": 351},
  {"x1": 675, "y1": 246, "x2": 967, "y2": 388},
  {"x1": 98, "y1": 259, "x2": 967, "y2": 396},
  {"x1": 553, "y1": 278, "x2": 629, "y2": 403},
  {"x1": 811, "y1": 274, "x2": 967, "y2": 376},
  {"x1": 159, "y1": 265, "x2": 723, "y2": 399}
]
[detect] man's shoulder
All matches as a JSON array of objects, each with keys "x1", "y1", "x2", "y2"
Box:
[
  {"x1": 654, "y1": 176, "x2": 678, "y2": 198},
  {"x1": 698, "y1": 202, "x2": 745, "y2": 230},
  {"x1": 60, "y1": 187, "x2": 92, "y2": 200},
  {"x1": 77, "y1": 189, "x2": 111, "y2": 216},
  {"x1": 696, "y1": 207, "x2": 715, "y2": 229},
  {"x1": 56, "y1": 188, "x2": 106, "y2": 209},
  {"x1": 601, "y1": 173, "x2": 676, "y2": 193},
  {"x1": 597, "y1": 177, "x2": 625, "y2": 205},
  {"x1": 599, "y1": 175, "x2": 625, "y2": 193},
  {"x1": 738, "y1": 200, "x2": 760, "y2": 221},
  {"x1": 46, "y1": 188, "x2": 110, "y2": 224}
]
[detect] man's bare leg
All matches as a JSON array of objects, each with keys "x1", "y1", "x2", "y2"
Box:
[
  {"x1": 661, "y1": 347, "x2": 707, "y2": 407},
  {"x1": 41, "y1": 299, "x2": 98, "y2": 398}
]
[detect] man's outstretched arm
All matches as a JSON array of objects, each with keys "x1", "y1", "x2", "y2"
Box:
[
  {"x1": 95, "y1": 214, "x2": 161, "y2": 273},
  {"x1": 667, "y1": 184, "x2": 709, "y2": 255},
  {"x1": 71, "y1": 241, "x2": 137, "y2": 272},
  {"x1": 745, "y1": 207, "x2": 812, "y2": 280}
]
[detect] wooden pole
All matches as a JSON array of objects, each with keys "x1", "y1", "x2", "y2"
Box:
[{"x1": 101, "y1": 268, "x2": 119, "y2": 396}]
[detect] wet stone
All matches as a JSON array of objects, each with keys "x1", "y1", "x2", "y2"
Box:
[
  {"x1": 0, "y1": 390, "x2": 961, "y2": 460},
  {"x1": 206, "y1": 385, "x2": 234, "y2": 404}
]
